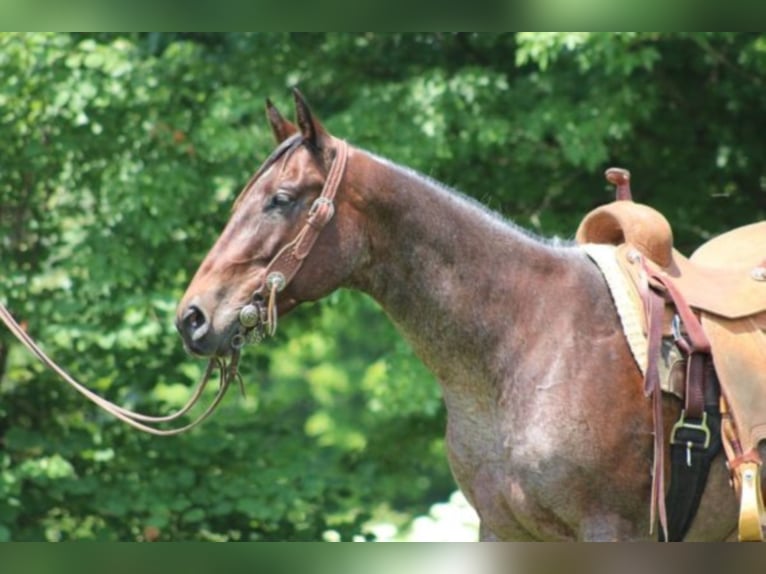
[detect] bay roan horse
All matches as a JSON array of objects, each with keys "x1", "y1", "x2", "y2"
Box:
[{"x1": 176, "y1": 90, "x2": 740, "y2": 541}]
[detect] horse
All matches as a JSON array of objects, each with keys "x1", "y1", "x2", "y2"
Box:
[{"x1": 176, "y1": 89, "x2": 741, "y2": 541}]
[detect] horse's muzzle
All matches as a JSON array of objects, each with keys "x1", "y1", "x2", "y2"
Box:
[{"x1": 176, "y1": 302, "x2": 222, "y2": 356}]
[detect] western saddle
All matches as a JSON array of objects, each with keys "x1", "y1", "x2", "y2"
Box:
[{"x1": 577, "y1": 167, "x2": 766, "y2": 542}]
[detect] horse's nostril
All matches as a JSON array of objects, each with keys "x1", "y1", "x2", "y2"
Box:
[
  {"x1": 182, "y1": 305, "x2": 209, "y2": 341},
  {"x1": 183, "y1": 305, "x2": 203, "y2": 329}
]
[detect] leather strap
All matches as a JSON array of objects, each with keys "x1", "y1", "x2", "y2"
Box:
[
  {"x1": 639, "y1": 265, "x2": 669, "y2": 540},
  {"x1": 683, "y1": 352, "x2": 707, "y2": 419},
  {"x1": 0, "y1": 301, "x2": 238, "y2": 435},
  {"x1": 256, "y1": 139, "x2": 349, "y2": 299},
  {"x1": 646, "y1": 268, "x2": 711, "y2": 354},
  {"x1": 643, "y1": 266, "x2": 723, "y2": 541}
]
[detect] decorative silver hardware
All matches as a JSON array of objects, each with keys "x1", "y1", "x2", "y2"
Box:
[
  {"x1": 626, "y1": 249, "x2": 642, "y2": 264},
  {"x1": 671, "y1": 314, "x2": 682, "y2": 341},
  {"x1": 266, "y1": 272, "x2": 286, "y2": 292},
  {"x1": 751, "y1": 267, "x2": 766, "y2": 282},
  {"x1": 247, "y1": 327, "x2": 265, "y2": 345},
  {"x1": 309, "y1": 197, "x2": 335, "y2": 219},
  {"x1": 239, "y1": 304, "x2": 261, "y2": 328}
]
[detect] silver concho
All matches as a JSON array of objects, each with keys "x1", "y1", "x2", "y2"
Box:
[
  {"x1": 239, "y1": 303, "x2": 261, "y2": 328},
  {"x1": 266, "y1": 272, "x2": 286, "y2": 292}
]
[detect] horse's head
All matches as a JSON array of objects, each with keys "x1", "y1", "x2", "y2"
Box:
[{"x1": 176, "y1": 90, "x2": 365, "y2": 357}]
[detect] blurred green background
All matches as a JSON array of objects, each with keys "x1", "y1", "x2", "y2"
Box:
[{"x1": 1, "y1": 33, "x2": 764, "y2": 541}]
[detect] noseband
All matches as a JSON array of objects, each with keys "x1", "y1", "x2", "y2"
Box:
[{"x1": 232, "y1": 138, "x2": 349, "y2": 349}]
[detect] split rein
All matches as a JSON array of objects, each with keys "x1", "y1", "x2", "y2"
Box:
[
  {"x1": 0, "y1": 139, "x2": 349, "y2": 436},
  {"x1": 0, "y1": 301, "x2": 242, "y2": 436}
]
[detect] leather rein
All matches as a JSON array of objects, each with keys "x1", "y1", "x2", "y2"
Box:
[
  {"x1": 0, "y1": 138, "x2": 349, "y2": 435},
  {"x1": 0, "y1": 302, "x2": 238, "y2": 436}
]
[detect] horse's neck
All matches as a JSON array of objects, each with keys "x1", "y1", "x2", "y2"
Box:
[{"x1": 346, "y1": 152, "x2": 576, "y2": 393}]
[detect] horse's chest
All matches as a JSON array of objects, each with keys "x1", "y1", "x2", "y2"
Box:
[
  {"x1": 443, "y1": 391, "x2": 587, "y2": 540},
  {"x1": 442, "y1": 397, "x2": 535, "y2": 538}
]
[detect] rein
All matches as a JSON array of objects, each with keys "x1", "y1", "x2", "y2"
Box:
[
  {"x1": 0, "y1": 301, "x2": 239, "y2": 435},
  {"x1": 0, "y1": 139, "x2": 349, "y2": 435}
]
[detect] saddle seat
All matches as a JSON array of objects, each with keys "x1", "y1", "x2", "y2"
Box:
[{"x1": 577, "y1": 167, "x2": 766, "y2": 541}]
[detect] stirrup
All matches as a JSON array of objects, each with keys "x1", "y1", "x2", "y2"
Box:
[{"x1": 736, "y1": 461, "x2": 765, "y2": 542}]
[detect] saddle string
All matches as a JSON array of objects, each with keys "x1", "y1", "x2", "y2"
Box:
[
  {"x1": 0, "y1": 301, "x2": 238, "y2": 436},
  {"x1": 636, "y1": 258, "x2": 669, "y2": 541}
]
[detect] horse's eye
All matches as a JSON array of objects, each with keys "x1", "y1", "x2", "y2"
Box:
[{"x1": 267, "y1": 190, "x2": 294, "y2": 210}]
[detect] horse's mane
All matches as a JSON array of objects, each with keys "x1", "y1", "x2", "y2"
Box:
[
  {"x1": 234, "y1": 137, "x2": 573, "y2": 249},
  {"x1": 369, "y1": 152, "x2": 573, "y2": 250}
]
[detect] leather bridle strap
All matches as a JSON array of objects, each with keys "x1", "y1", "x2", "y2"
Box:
[
  {"x1": 0, "y1": 300, "x2": 238, "y2": 436},
  {"x1": 244, "y1": 139, "x2": 349, "y2": 335}
]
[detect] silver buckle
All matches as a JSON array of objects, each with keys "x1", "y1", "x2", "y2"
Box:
[{"x1": 309, "y1": 197, "x2": 335, "y2": 219}]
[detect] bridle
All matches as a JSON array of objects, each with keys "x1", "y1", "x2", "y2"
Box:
[
  {"x1": 0, "y1": 137, "x2": 349, "y2": 435},
  {"x1": 232, "y1": 138, "x2": 349, "y2": 349}
]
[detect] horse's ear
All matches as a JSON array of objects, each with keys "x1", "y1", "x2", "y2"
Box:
[
  {"x1": 265, "y1": 98, "x2": 297, "y2": 144},
  {"x1": 292, "y1": 87, "x2": 329, "y2": 149}
]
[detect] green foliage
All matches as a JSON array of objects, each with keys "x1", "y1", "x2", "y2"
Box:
[{"x1": 1, "y1": 33, "x2": 765, "y2": 540}]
